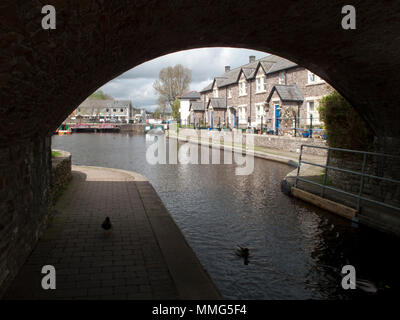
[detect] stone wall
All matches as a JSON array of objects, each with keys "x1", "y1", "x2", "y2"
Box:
[
  {"x1": 328, "y1": 154, "x2": 400, "y2": 208},
  {"x1": 0, "y1": 136, "x2": 52, "y2": 297},
  {"x1": 51, "y1": 150, "x2": 72, "y2": 203},
  {"x1": 176, "y1": 128, "x2": 327, "y2": 156},
  {"x1": 119, "y1": 124, "x2": 145, "y2": 133}
]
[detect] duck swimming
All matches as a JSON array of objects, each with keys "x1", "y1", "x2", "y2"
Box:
[
  {"x1": 235, "y1": 246, "x2": 250, "y2": 265},
  {"x1": 101, "y1": 217, "x2": 112, "y2": 235}
]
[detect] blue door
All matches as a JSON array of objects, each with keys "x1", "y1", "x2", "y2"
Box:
[
  {"x1": 274, "y1": 104, "x2": 280, "y2": 131},
  {"x1": 233, "y1": 109, "x2": 237, "y2": 127},
  {"x1": 210, "y1": 111, "x2": 213, "y2": 128}
]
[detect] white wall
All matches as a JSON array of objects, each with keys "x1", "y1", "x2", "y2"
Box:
[{"x1": 179, "y1": 100, "x2": 191, "y2": 125}]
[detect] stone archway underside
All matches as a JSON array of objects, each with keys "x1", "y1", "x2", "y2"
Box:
[
  {"x1": 0, "y1": 0, "x2": 400, "y2": 149},
  {"x1": 1, "y1": 0, "x2": 400, "y2": 296}
]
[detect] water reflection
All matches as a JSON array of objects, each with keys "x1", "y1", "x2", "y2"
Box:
[{"x1": 52, "y1": 133, "x2": 399, "y2": 299}]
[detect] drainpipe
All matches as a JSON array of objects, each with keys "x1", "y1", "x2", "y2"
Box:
[{"x1": 249, "y1": 79, "x2": 252, "y2": 128}]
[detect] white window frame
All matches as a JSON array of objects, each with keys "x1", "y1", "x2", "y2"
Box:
[
  {"x1": 307, "y1": 71, "x2": 324, "y2": 85},
  {"x1": 305, "y1": 96, "x2": 322, "y2": 125},
  {"x1": 278, "y1": 72, "x2": 285, "y2": 84},
  {"x1": 239, "y1": 80, "x2": 247, "y2": 96},
  {"x1": 255, "y1": 103, "x2": 265, "y2": 123},
  {"x1": 256, "y1": 76, "x2": 266, "y2": 93},
  {"x1": 228, "y1": 88, "x2": 232, "y2": 98},
  {"x1": 238, "y1": 104, "x2": 247, "y2": 123},
  {"x1": 213, "y1": 87, "x2": 219, "y2": 98}
]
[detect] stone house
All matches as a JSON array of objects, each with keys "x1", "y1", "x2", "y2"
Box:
[
  {"x1": 189, "y1": 100, "x2": 206, "y2": 126},
  {"x1": 199, "y1": 54, "x2": 334, "y2": 131},
  {"x1": 178, "y1": 91, "x2": 201, "y2": 125},
  {"x1": 76, "y1": 99, "x2": 135, "y2": 123}
]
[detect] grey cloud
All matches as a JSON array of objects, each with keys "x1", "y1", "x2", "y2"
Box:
[{"x1": 98, "y1": 47, "x2": 268, "y2": 112}]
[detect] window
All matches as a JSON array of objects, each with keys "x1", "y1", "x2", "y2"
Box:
[
  {"x1": 279, "y1": 72, "x2": 285, "y2": 84},
  {"x1": 106, "y1": 108, "x2": 109, "y2": 112},
  {"x1": 239, "y1": 106, "x2": 247, "y2": 121},
  {"x1": 307, "y1": 100, "x2": 320, "y2": 124},
  {"x1": 308, "y1": 101, "x2": 315, "y2": 112},
  {"x1": 256, "y1": 104, "x2": 264, "y2": 120},
  {"x1": 307, "y1": 71, "x2": 323, "y2": 84},
  {"x1": 239, "y1": 81, "x2": 247, "y2": 96},
  {"x1": 256, "y1": 76, "x2": 266, "y2": 93},
  {"x1": 113, "y1": 109, "x2": 116, "y2": 112},
  {"x1": 213, "y1": 87, "x2": 218, "y2": 98},
  {"x1": 308, "y1": 72, "x2": 315, "y2": 83},
  {"x1": 120, "y1": 108, "x2": 124, "y2": 112},
  {"x1": 228, "y1": 88, "x2": 232, "y2": 98}
]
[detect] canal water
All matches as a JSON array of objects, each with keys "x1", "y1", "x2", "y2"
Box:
[{"x1": 53, "y1": 133, "x2": 399, "y2": 300}]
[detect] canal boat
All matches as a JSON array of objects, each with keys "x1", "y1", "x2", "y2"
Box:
[{"x1": 56, "y1": 124, "x2": 72, "y2": 135}]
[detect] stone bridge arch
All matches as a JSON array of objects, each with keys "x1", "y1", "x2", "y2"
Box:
[{"x1": 1, "y1": 0, "x2": 400, "y2": 295}]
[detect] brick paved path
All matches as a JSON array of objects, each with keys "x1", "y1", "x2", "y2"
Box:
[{"x1": 4, "y1": 166, "x2": 219, "y2": 300}]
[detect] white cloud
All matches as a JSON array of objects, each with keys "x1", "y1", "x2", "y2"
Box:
[{"x1": 98, "y1": 47, "x2": 268, "y2": 111}]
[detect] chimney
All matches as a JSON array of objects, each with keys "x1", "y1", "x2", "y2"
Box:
[
  {"x1": 249, "y1": 55, "x2": 256, "y2": 63},
  {"x1": 225, "y1": 66, "x2": 230, "y2": 72}
]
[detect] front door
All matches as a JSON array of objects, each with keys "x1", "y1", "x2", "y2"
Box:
[
  {"x1": 210, "y1": 110, "x2": 213, "y2": 128},
  {"x1": 274, "y1": 104, "x2": 280, "y2": 132}
]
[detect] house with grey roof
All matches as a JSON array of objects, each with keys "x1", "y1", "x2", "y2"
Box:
[
  {"x1": 199, "y1": 54, "x2": 333, "y2": 132},
  {"x1": 189, "y1": 100, "x2": 206, "y2": 126},
  {"x1": 178, "y1": 91, "x2": 201, "y2": 125},
  {"x1": 76, "y1": 99, "x2": 135, "y2": 123}
]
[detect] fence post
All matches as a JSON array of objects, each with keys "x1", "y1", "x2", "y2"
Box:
[
  {"x1": 295, "y1": 145, "x2": 304, "y2": 188},
  {"x1": 321, "y1": 147, "x2": 331, "y2": 198},
  {"x1": 357, "y1": 153, "x2": 367, "y2": 211}
]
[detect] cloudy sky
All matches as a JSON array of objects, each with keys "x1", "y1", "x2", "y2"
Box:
[{"x1": 98, "y1": 47, "x2": 268, "y2": 112}]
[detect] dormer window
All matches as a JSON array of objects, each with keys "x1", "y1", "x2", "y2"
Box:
[
  {"x1": 239, "y1": 80, "x2": 247, "y2": 96},
  {"x1": 279, "y1": 72, "x2": 285, "y2": 84},
  {"x1": 213, "y1": 87, "x2": 218, "y2": 98},
  {"x1": 256, "y1": 76, "x2": 266, "y2": 93}
]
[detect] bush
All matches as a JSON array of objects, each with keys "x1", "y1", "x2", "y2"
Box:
[{"x1": 318, "y1": 91, "x2": 374, "y2": 151}]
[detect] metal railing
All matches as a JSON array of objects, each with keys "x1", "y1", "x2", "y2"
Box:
[{"x1": 294, "y1": 144, "x2": 400, "y2": 212}]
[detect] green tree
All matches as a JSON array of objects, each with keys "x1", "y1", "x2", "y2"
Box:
[
  {"x1": 153, "y1": 64, "x2": 191, "y2": 116},
  {"x1": 89, "y1": 90, "x2": 114, "y2": 100},
  {"x1": 153, "y1": 107, "x2": 161, "y2": 119},
  {"x1": 318, "y1": 91, "x2": 373, "y2": 151},
  {"x1": 171, "y1": 98, "x2": 181, "y2": 121}
]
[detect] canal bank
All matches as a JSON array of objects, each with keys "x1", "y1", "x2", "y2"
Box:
[
  {"x1": 167, "y1": 129, "x2": 400, "y2": 237},
  {"x1": 3, "y1": 165, "x2": 220, "y2": 300},
  {"x1": 49, "y1": 133, "x2": 400, "y2": 299}
]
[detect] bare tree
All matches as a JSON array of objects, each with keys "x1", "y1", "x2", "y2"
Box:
[{"x1": 153, "y1": 64, "x2": 192, "y2": 116}]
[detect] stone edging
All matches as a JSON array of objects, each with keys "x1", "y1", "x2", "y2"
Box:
[
  {"x1": 51, "y1": 149, "x2": 72, "y2": 203},
  {"x1": 168, "y1": 134, "x2": 299, "y2": 168}
]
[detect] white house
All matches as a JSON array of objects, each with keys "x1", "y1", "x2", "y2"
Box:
[{"x1": 178, "y1": 91, "x2": 201, "y2": 125}]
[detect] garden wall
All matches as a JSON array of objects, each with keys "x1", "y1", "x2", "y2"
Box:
[{"x1": 175, "y1": 128, "x2": 327, "y2": 156}]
